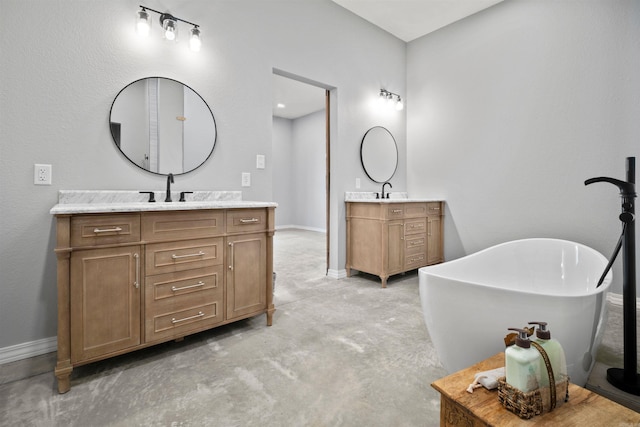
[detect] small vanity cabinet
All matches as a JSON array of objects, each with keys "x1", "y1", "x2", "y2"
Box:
[
  {"x1": 52, "y1": 205, "x2": 275, "y2": 393},
  {"x1": 346, "y1": 200, "x2": 444, "y2": 287}
]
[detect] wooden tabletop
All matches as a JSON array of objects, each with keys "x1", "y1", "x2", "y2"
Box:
[{"x1": 431, "y1": 353, "x2": 640, "y2": 426}]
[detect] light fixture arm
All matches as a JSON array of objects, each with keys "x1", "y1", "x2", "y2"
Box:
[{"x1": 139, "y1": 5, "x2": 200, "y2": 29}]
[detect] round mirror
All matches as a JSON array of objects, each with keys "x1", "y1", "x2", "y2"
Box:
[
  {"x1": 109, "y1": 77, "x2": 217, "y2": 175},
  {"x1": 360, "y1": 126, "x2": 398, "y2": 183}
]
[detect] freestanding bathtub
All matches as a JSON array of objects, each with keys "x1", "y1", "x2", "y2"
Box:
[{"x1": 418, "y1": 238, "x2": 611, "y2": 387}]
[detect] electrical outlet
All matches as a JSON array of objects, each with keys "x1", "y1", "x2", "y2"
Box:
[
  {"x1": 34, "y1": 164, "x2": 52, "y2": 185},
  {"x1": 256, "y1": 154, "x2": 265, "y2": 169},
  {"x1": 356, "y1": 178, "x2": 361, "y2": 189},
  {"x1": 241, "y1": 172, "x2": 251, "y2": 187}
]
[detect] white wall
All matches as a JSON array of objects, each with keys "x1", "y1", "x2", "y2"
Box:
[
  {"x1": 0, "y1": 0, "x2": 406, "y2": 350},
  {"x1": 407, "y1": 0, "x2": 640, "y2": 294},
  {"x1": 292, "y1": 110, "x2": 326, "y2": 231},
  {"x1": 272, "y1": 116, "x2": 294, "y2": 226},
  {"x1": 273, "y1": 110, "x2": 326, "y2": 231}
]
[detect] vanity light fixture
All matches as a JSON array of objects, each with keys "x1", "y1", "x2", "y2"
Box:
[
  {"x1": 378, "y1": 89, "x2": 404, "y2": 111},
  {"x1": 136, "y1": 5, "x2": 202, "y2": 52}
]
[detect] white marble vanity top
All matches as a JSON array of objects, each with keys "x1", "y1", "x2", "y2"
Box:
[
  {"x1": 344, "y1": 192, "x2": 443, "y2": 203},
  {"x1": 50, "y1": 190, "x2": 277, "y2": 215}
]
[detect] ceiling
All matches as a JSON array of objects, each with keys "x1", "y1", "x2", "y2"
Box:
[
  {"x1": 273, "y1": 0, "x2": 504, "y2": 119},
  {"x1": 331, "y1": 0, "x2": 504, "y2": 43}
]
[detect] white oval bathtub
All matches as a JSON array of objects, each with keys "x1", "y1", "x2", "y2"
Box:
[{"x1": 418, "y1": 238, "x2": 611, "y2": 387}]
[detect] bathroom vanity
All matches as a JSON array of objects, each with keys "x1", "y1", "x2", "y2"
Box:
[
  {"x1": 50, "y1": 191, "x2": 276, "y2": 393},
  {"x1": 345, "y1": 196, "x2": 444, "y2": 287}
]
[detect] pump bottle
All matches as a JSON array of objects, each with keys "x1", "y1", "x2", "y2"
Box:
[
  {"x1": 528, "y1": 321, "x2": 567, "y2": 387},
  {"x1": 505, "y1": 328, "x2": 541, "y2": 392}
]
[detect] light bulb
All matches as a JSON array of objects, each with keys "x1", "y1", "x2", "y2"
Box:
[
  {"x1": 161, "y1": 16, "x2": 177, "y2": 41},
  {"x1": 387, "y1": 93, "x2": 394, "y2": 107},
  {"x1": 378, "y1": 90, "x2": 386, "y2": 105},
  {"x1": 136, "y1": 10, "x2": 150, "y2": 37},
  {"x1": 189, "y1": 27, "x2": 201, "y2": 51},
  {"x1": 165, "y1": 25, "x2": 176, "y2": 40},
  {"x1": 395, "y1": 97, "x2": 404, "y2": 111}
]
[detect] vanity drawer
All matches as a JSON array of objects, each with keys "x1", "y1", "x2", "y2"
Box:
[
  {"x1": 145, "y1": 266, "x2": 222, "y2": 302},
  {"x1": 145, "y1": 301, "x2": 223, "y2": 343},
  {"x1": 426, "y1": 202, "x2": 442, "y2": 216},
  {"x1": 404, "y1": 203, "x2": 428, "y2": 218},
  {"x1": 404, "y1": 218, "x2": 427, "y2": 235},
  {"x1": 142, "y1": 210, "x2": 224, "y2": 242},
  {"x1": 226, "y1": 209, "x2": 267, "y2": 233},
  {"x1": 146, "y1": 238, "x2": 223, "y2": 275},
  {"x1": 70, "y1": 214, "x2": 140, "y2": 247},
  {"x1": 386, "y1": 205, "x2": 406, "y2": 219},
  {"x1": 405, "y1": 252, "x2": 427, "y2": 270},
  {"x1": 405, "y1": 234, "x2": 427, "y2": 255}
]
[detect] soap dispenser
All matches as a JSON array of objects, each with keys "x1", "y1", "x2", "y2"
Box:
[
  {"x1": 528, "y1": 321, "x2": 567, "y2": 387},
  {"x1": 505, "y1": 328, "x2": 542, "y2": 392}
]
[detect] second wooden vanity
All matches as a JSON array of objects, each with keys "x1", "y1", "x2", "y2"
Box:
[
  {"x1": 346, "y1": 199, "x2": 444, "y2": 287},
  {"x1": 51, "y1": 194, "x2": 275, "y2": 393}
]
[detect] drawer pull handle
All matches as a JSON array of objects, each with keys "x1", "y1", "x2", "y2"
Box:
[
  {"x1": 239, "y1": 218, "x2": 259, "y2": 224},
  {"x1": 93, "y1": 227, "x2": 122, "y2": 234},
  {"x1": 171, "y1": 311, "x2": 204, "y2": 324},
  {"x1": 171, "y1": 251, "x2": 205, "y2": 260},
  {"x1": 133, "y1": 253, "x2": 140, "y2": 289},
  {"x1": 391, "y1": 209, "x2": 402, "y2": 214},
  {"x1": 171, "y1": 281, "x2": 205, "y2": 292}
]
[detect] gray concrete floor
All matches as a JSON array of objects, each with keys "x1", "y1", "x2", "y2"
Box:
[{"x1": 1, "y1": 229, "x2": 637, "y2": 425}]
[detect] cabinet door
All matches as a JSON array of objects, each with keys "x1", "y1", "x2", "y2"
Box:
[
  {"x1": 387, "y1": 220, "x2": 404, "y2": 274},
  {"x1": 70, "y1": 246, "x2": 141, "y2": 362},
  {"x1": 226, "y1": 233, "x2": 267, "y2": 320},
  {"x1": 427, "y1": 216, "x2": 443, "y2": 264}
]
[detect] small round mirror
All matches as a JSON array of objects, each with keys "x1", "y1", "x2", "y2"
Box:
[
  {"x1": 109, "y1": 77, "x2": 217, "y2": 175},
  {"x1": 360, "y1": 126, "x2": 398, "y2": 183}
]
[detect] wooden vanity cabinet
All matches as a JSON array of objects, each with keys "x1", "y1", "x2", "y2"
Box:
[
  {"x1": 346, "y1": 201, "x2": 443, "y2": 287},
  {"x1": 53, "y1": 207, "x2": 275, "y2": 393}
]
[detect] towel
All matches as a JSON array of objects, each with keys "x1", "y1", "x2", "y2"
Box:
[{"x1": 466, "y1": 367, "x2": 506, "y2": 393}]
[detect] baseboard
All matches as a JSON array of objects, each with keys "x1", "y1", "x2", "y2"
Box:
[
  {"x1": 0, "y1": 336, "x2": 57, "y2": 365},
  {"x1": 327, "y1": 269, "x2": 347, "y2": 279},
  {"x1": 276, "y1": 225, "x2": 326, "y2": 233},
  {"x1": 606, "y1": 292, "x2": 640, "y2": 308}
]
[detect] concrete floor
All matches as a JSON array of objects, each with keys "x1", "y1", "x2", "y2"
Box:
[
  {"x1": 0, "y1": 230, "x2": 446, "y2": 426},
  {"x1": 1, "y1": 229, "x2": 638, "y2": 425}
]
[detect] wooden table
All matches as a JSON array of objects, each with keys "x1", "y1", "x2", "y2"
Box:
[{"x1": 431, "y1": 353, "x2": 640, "y2": 426}]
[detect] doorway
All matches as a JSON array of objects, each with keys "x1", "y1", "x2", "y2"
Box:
[{"x1": 271, "y1": 70, "x2": 330, "y2": 274}]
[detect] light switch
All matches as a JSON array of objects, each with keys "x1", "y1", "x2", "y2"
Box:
[
  {"x1": 256, "y1": 154, "x2": 265, "y2": 169},
  {"x1": 242, "y1": 172, "x2": 251, "y2": 187}
]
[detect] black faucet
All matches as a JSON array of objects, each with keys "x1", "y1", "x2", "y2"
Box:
[
  {"x1": 165, "y1": 173, "x2": 174, "y2": 202},
  {"x1": 381, "y1": 182, "x2": 392, "y2": 199}
]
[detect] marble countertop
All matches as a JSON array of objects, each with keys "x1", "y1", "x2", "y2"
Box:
[
  {"x1": 50, "y1": 190, "x2": 277, "y2": 215},
  {"x1": 344, "y1": 192, "x2": 444, "y2": 203}
]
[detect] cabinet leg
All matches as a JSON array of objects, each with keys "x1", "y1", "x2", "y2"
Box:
[
  {"x1": 381, "y1": 276, "x2": 388, "y2": 288},
  {"x1": 346, "y1": 267, "x2": 352, "y2": 277},
  {"x1": 55, "y1": 361, "x2": 73, "y2": 394},
  {"x1": 266, "y1": 306, "x2": 275, "y2": 326}
]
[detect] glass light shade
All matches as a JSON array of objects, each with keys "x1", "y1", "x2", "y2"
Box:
[
  {"x1": 395, "y1": 97, "x2": 404, "y2": 111},
  {"x1": 378, "y1": 90, "x2": 386, "y2": 105},
  {"x1": 189, "y1": 27, "x2": 201, "y2": 51},
  {"x1": 163, "y1": 19, "x2": 177, "y2": 41},
  {"x1": 136, "y1": 10, "x2": 151, "y2": 37},
  {"x1": 386, "y1": 93, "x2": 395, "y2": 107}
]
